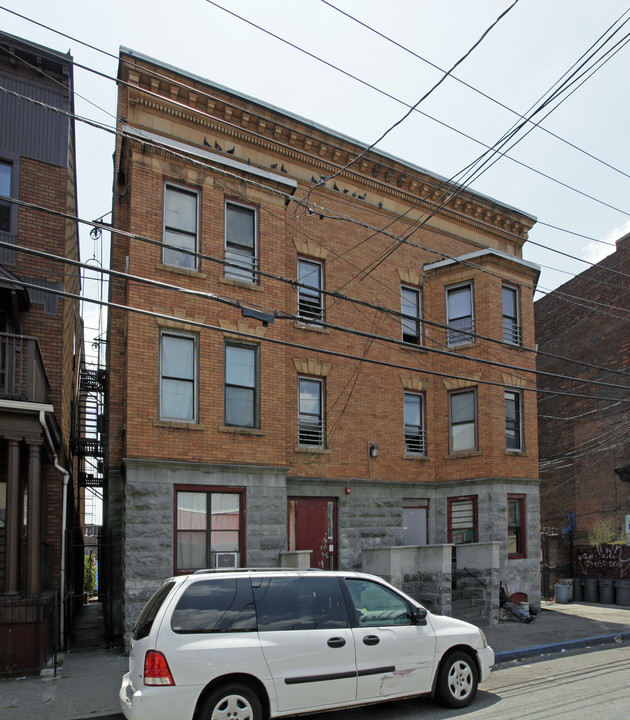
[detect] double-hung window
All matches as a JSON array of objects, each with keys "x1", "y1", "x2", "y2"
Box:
[
  {"x1": 163, "y1": 185, "x2": 198, "y2": 270},
  {"x1": 505, "y1": 389, "x2": 523, "y2": 451},
  {"x1": 224, "y1": 343, "x2": 258, "y2": 428},
  {"x1": 297, "y1": 258, "x2": 324, "y2": 323},
  {"x1": 404, "y1": 392, "x2": 426, "y2": 455},
  {"x1": 175, "y1": 489, "x2": 242, "y2": 571},
  {"x1": 502, "y1": 285, "x2": 521, "y2": 345},
  {"x1": 449, "y1": 389, "x2": 477, "y2": 453},
  {"x1": 225, "y1": 202, "x2": 257, "y2": 283},
  {"x1": 298, "y1": 377, "x2": 325, "y2": 446},
  {"x1": 446, "y1": 282, "x2": 474, "y2": 346},
  {"x1": 0, "y1": 160, "x2": 12, "y2": 233},
  {"x1": 401, "y1": 286, "x2": 422, "y2": 345},
  {"x1": 448, "y1": 496, "x2": 477, "y2": 544},
  {"x1": 508, "y1": 495, "x2": 525, "y2": 558},
  {"x1": 160, "y1": 331, "x2": 197, "y2": 422}
]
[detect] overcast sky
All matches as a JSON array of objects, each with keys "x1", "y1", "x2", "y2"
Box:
[{"x1": 3, "y1": 0, "x2": 630, "y2": 338}]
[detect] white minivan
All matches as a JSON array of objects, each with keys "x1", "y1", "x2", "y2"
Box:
[{"x1": 120, "y1": 569, "x2": 494, "y2": 720}]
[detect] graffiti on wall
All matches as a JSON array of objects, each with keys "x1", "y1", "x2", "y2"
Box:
[{"x1": 575, "y1": 544, "x2": 630, "y2": 578}]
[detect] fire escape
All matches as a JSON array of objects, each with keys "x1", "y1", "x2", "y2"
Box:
[
  {"x1": 69, "y1": 348, "x2": 109, "y2": 647},
  {"x1": 72, "y1": 359, "x2": 106, "y2": 490}
]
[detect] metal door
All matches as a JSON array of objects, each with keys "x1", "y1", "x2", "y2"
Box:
[{"x1": 288, "y1": 497, "x2": 337, "y2": 569}]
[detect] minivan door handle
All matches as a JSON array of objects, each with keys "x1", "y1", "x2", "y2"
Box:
[
  {"x1": 327, "y1": 637, "x2": 347, "y2": 648},
  {"x1": 363, "y1": 635, "x2": 380, "y2": 646}
]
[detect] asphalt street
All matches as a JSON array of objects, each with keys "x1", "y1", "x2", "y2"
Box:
[{"x1": 303, "y1": 645, "x2": 630, "y2": 720}]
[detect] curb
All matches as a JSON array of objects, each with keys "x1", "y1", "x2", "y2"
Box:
[{"x1": 494, "y1": 631, "x2": 630, "y2": 663}]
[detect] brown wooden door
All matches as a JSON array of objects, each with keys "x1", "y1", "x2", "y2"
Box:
[{"x1": 288, "y1": 498, "x2": 337, "y2": 569}]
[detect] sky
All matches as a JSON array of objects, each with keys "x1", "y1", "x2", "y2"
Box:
[{"x1": 2, "y1": 0, "x2": 630, "y2": 347}]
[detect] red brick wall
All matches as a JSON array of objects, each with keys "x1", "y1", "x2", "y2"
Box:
[{"x1": 536, "y1": 235, "x2": 630, "y2": 543}]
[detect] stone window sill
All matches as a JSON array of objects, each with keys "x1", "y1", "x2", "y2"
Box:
[{"x1": 154, "y1": 420, "x2": 205, "y2": 430}]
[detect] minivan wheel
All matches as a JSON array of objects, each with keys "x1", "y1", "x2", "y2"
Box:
[
  {"x1": 199, "y1": 683, "x2": 263, "y2": 720},
  {"x1": 434, "y1": 651, "x2": 478, "y2": 708}
]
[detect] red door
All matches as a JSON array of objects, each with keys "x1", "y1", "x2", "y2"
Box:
[{"x1": 288, "y1": 498, "x2": 337, "y2": 569}]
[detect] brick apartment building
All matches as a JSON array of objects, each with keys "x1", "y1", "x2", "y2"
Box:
[
  {"x1": 108, "y1": 47, "x2": 542, "y2": 640},
  {"x1": 535, "y1": 233, "x2": 630, "y2": 589},
  {"x1": 0, "y1": 32, "x2": 83, "y2": 671}
]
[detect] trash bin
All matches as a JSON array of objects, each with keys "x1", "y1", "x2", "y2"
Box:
[
  {"x1": 598, "y1": 578, "x2": 615, "y2": 604},
  {"x1": 615, "y1": 579, "x2": 630, "y2": 606},
  {"x1": 573, "y1": 578, "x2": 584, "y2": 602},
  {"x1": 583, "y1": 577, "x2": 598, "y2": 603},
  {"x1": 554, "y1": 583, "x2": 570, "y2": 604}
]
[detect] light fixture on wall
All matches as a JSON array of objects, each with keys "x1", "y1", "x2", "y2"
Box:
[{"x1": 367, "y1": 442, "x2": 379, "y2": 482}]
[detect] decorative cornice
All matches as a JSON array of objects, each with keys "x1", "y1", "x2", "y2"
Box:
[{"x1": 123, "y1": 63, "x2": 535, "y2": 244}]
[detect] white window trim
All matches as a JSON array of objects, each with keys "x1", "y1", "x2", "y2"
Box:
[
  {"x1": 297, "y1": 257, "x2": 324, "y2": 323},
  {"x1": 401, "y1": 285, "x2": 422, "y2": 346},
  {"x1": 445, "y1": 281, "x2": 475, "y2": 347},
  {"x1": 505, "y1": 388, "x2": 524, "y2": 452},
  {"x1": 224, "y1": 341, "x2": 259, "y2": 428},
  {"x1": 404, "y1": 392, "x2": 426, "y2": 455},
  {"x1": 224, "y1": 200, "x2": 258, "y2": 284},
  {"x1": 159, "y1": 330, "x2": 199, "y2": 423},
  {"x1": 162, "y1": 183, "x2": 199, "y2": 270},
  {"x1": 502, "y1": 284, "x2": 522, "y2": 346},
  {"x1": 297, "y1": 376, "x2": 325, "y2": 447}
]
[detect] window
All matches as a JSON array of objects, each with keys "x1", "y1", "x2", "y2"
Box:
[
  {"x1": 170, "y1": 578, "x2": 257, "y2": 633},
  {"x1": 448, "y1": 496, "x2": 477, "y2": 544},
  {"x1": 401, "y1": 286, "x2": 422, "y2": 345},
  {"x1": 298, "y1": 377, "x2": 324, "y2": 446},
  {"x1": 508, "y1": 495, "x2": 525, "y2": 558},
  {"x1": 132, "y1": 581, "x2": 176, "y2": 641},
  {"x1": 446, "y1": 282, "x2": 474, "y2": 346},
  {"x1": 175, "y1": 490, "x2": 242, "y2": 572},
  {"x1": 346, "y1": 578, "x2": 413, "y2": 627},
  {"x1": 502, "y1": 286, "x2": 521, "y2": 345},
  {"x1": 253, "y1": 576, "x2": 348, "y2": 631},
  {"x1": 404, "y1": 392, "x2": 426, "y2": 455},
  {"x1": 0, "y1": 161, "x2": 12, "y2": 233},
  {"x1": 163, "y1": 185, "x2": 198, "y2": 269},
  {"x1": 225, "y1": 202, "x2": 257, "y2": 283},
  {"x1": 224, "y1": 343, "x2": 258, "y2": 428},
  {"x1": 160, "y1": 332, "x2": 197, "y2": 421},
  {"x1": 297, "y1": 258, "x2": 324, "y2": 323},
  {"x1": 505, "y1": 390, "x2": 522, "y2": 451},
  {"x1": 449, "y1": 389, "x2": 477, "y2": 453}
]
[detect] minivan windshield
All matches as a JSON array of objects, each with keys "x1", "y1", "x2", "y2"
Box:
[{"x1": 132, "y1": 581, "x2": 176, "y2": 640}]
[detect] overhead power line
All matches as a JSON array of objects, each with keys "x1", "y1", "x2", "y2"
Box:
[
  {"x1": 320, "y1": 0, "x2": 630, "y2": 189},
  {"x1": 1, "y1": 7, "x2": 628, "y2": 267}
]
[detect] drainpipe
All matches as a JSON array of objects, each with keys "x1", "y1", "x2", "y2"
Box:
[{"x1": 39, "y1": 410, "x2": 70, "y2": 643}]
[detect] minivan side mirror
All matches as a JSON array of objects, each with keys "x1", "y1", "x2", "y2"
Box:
[{"x1": 412, "y1": 607, "x2": 428, "y2": 624}]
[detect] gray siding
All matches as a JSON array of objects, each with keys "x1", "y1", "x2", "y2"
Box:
[{"x1": 0, "y1": 72, "x2": 70, "y2": 167}]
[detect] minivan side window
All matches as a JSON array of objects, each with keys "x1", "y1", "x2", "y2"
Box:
[
  {"x1": 252, "y1": 576, "x2": 349, "y2": 631},
  {"x1": 345, "y1": 578, "x2": 413, "y2": 626},
  {"x1": 133, "y1": 581, "x2": 176, "y2": 640},
  {"x1": 170, "y1": 578, "x2": 256, "y2": 633}
]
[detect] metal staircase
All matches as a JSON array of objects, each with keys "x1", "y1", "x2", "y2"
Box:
[{"x1": 72, "y1": 360, "x2": 106, "y2": 489}]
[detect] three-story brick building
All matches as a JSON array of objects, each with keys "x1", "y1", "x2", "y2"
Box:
[
  {"x1": 108, "y1": 47, "x2": 542, "y2": 640},
  {"x1": 0, "y1": 31, "x2": 82, "y2": 672}
]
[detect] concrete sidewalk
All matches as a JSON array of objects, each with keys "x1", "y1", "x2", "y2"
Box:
[
  {"x1": 0, "y1": 601, "x2": 629, "y2": 720},
  {"x1": 484, "y1": 600, "x2": 630, "y2": 662}
]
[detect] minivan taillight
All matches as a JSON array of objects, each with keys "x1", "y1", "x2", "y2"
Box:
[{"x1": 143, "y1": 650, "x2": 175, "y2": 686}]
